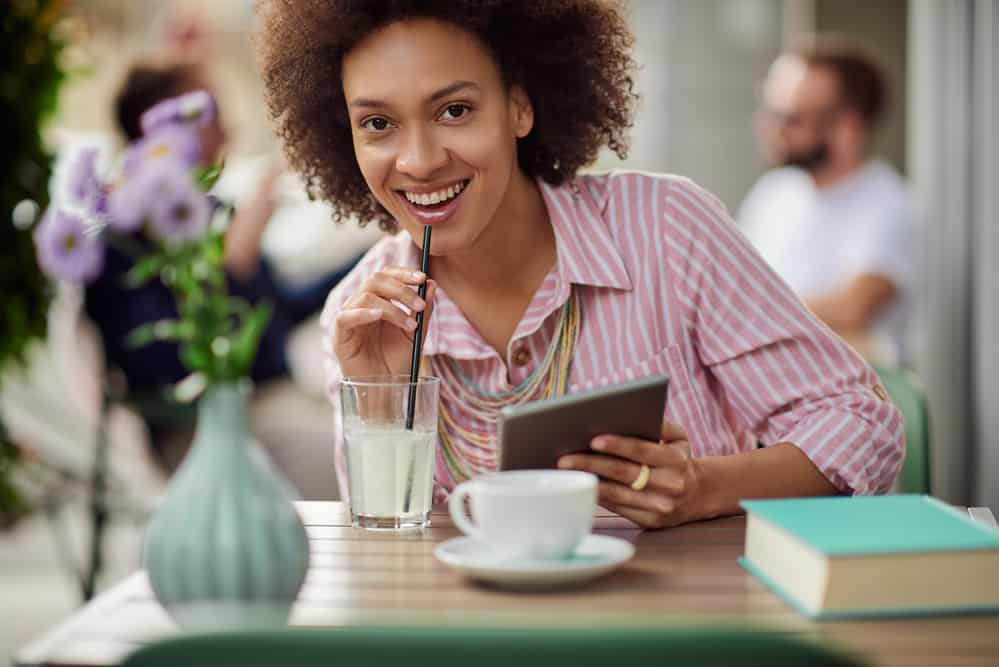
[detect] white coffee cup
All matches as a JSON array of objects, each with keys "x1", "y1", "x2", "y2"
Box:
[{"x1": 448, "y1": 470, "x2": 598, "y2": 561}]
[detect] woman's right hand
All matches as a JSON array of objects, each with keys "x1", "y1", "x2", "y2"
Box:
[{"x1": 334, "y1": 266, "x2": 436, "y2": 379}]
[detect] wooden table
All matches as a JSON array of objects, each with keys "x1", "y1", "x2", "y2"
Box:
[{"x1": 15, "y1": 501, "x2": 999, "y2": 667}]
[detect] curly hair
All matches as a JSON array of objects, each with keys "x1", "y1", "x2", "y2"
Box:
[{"x1": 255, "y1": 0, "x2": 637, "y2": 230}]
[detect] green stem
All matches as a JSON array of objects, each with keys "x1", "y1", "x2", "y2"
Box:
[
  {"x1": 82, "y1": 387, "x2": 112, "y2": 601},
  {"x1": 0, "y1": 418, "x2": 32, "y2": 529}
]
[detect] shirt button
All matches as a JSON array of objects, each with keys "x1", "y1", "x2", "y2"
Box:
[
  {"x1": 513, "y1": 347, "x2": 532, "y2": 367},
  {"x1": 873, "y1": 384, "x2": 889, "y2": 401}
]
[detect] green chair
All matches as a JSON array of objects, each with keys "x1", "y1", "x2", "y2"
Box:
[
  {"x1": 119, "y1": 626, "x2": 866, "y2": 667},
  {"x1": 872, "y1": 364, "x2": 931, "y2": 493}
]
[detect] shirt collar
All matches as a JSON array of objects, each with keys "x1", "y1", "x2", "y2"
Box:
[
  {"x1": 539, "y1": 177, "x2": 633, "y2": 291},
  {"x1": 420, "y1": 176, "x2": 632, "y2": 358}
]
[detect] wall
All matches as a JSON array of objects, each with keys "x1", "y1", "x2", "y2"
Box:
[
  {"x1": 598, "y1": 0, "x2": 784, "y2": 213},
  {"x1": 815, "y1": 0, "x2": 909, "y2": 174},
  {"x1": 907, "y1": 0, "x2": 999, "y2": 506}
]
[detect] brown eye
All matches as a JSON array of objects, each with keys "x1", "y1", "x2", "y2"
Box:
[
  {"x1": 440, "y1": 103, "x2": 470, "y2": 121},
  {"x1": 362, "y1": 117, "x2": 391, "y2": 131}
]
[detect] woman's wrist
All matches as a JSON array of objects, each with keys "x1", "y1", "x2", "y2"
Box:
[
  {"x1": 693, "y1": 443, "x2": 839, "y2": 522},
  {"x1": 692, "y1": 454, "x2": 737, "y2": 521}
]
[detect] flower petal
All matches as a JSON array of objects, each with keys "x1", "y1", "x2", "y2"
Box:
[{"x1": 34, "y1": 209, "x2": 105, "y2": 284}]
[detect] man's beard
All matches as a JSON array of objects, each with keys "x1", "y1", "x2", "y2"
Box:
[{"x1": 780, "y1": 141, "x2": 830, "y2": 172}]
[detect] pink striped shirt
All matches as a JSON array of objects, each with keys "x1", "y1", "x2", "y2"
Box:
[{"x1": 320, "y1": 172, "x2": 904, "y2": 500}]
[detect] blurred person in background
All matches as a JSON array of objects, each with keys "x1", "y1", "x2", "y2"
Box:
[
  {"x1": 739, "y1": 35, "x2": 918, "y2": 367},
  {"x1": 84, "y1": 60, "x2": 362, "y2": 468}
]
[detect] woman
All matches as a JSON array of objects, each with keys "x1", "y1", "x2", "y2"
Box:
[{"x1": 256, "y1": 1, "x2": 903, "y2": 529}]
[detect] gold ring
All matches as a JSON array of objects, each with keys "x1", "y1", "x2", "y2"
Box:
[{"x1": 630, "y1": 464, "x2": 651, "y2": 491}]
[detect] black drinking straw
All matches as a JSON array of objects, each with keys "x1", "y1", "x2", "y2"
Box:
[{"x1": 403, "y1": 225, "x2": 432, "y2": 512}]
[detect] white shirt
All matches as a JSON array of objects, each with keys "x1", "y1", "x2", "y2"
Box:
[
  {"x1": 739, "y1": 160, "x2": 918, "y2": 366},
  {"x1": 213, "y1": 155, "x2": 382, "y2": 287}
]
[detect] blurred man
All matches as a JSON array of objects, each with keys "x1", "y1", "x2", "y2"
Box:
[{"x1": 740, "y1": 36, "x2": 917, "y2": 366}]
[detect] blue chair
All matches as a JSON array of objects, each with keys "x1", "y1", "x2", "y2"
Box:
[
  {"x1": 119, "y1": 626, "x2": 866, "y2": 667},
  {"x1": 872, "y1": 364, "x2": 931, "y2": 493}
]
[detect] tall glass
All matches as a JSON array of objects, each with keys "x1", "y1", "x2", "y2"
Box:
[{"x1": 339, "y1": 376, "x2": 440, "y2": 530}]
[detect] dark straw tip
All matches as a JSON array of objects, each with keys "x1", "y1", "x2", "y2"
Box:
[
  {"x1": 405, "y1": 225, "x2": 432, "y2": 430},
  {"x1": 403, "y1": 225, "x2": 432, "y2": 512}
]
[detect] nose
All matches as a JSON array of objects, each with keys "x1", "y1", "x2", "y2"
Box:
[{"x1": 395, "y1": 126, "x2": 448, "y2": 180}]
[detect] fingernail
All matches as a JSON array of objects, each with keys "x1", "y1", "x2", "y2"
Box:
[
  {"x1": 405, "y1": 318, "x2": 417, "y2": 331},
  {"x1": 557, "y1": 457, "x2": 574, "y2": 469},
  {"x1": 591, "y1": 438, "x2": 607, "y2": 451},
  {"x1": 412, "y1": 299, "x2": 426, "y2": 311},
  {"x1": 412, "y1": 271, "x2": 425, "y2": 281}
]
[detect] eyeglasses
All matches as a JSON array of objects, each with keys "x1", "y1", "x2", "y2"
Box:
[{"x1": 757, "y1": 105, "x2": 844, "y2": 130}]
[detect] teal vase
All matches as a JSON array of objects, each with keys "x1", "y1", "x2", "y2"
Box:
[{"x1": 142, "y1": 382, "x2": 309, "y2": 630}]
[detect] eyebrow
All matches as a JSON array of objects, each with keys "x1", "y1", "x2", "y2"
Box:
[{"x1": 349, "y1": 80, "x2": 480, "y2": 109}]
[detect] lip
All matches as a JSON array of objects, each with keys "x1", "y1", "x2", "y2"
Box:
[
  {"x1": 397, "y1": 178, "x2": 468, "y2": 195},
  {"x1": 395, "y1": 178, "x2": 470, "y2": 226}
]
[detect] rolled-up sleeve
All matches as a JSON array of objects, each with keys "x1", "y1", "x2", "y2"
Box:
[{"x1": 663, "y1": 179, "x2": 904, "y2": 495}]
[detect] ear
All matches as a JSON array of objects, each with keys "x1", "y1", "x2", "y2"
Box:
[
  {"x1": 836, "y1": 108, "x2": 867, "y2": 151},
  {"x1": 509, "y1": 84, "x2": 534, "y2": 138}
]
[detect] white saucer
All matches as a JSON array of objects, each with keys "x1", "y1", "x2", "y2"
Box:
[{"x1": 434, "y1": 534, "x2": 635, "y2": 589}]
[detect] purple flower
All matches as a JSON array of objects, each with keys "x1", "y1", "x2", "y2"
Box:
[
  {"x1": 64, "y1": 147, "x2": 103, "y2": 213},
  {"x1": 127, "y1": 125, "x2": 202, "y2": 170},
  {"x1": 147, "y1": 178, "x2": 213, "y2": 243},
  {"x1": 94, "y1": 188, "x2": 110, "y2": 218},
  {"x1": 140, "y1": 90, "x2": 217, "y2": 137},
  {"x1": 105, "y1": 178, "x2": 146, "y2": 233},
  {"x1": 33, "y1": 209, "x2": 105, "y2": 284},
  {"x1": 106, "y1": 166, "x2": 155, "y2": 232},
  {"x1": 107, "y1": 156, "x2": 193, "y2": 232}
]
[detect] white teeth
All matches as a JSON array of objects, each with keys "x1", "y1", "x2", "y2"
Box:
[{"x1": 404, "y1": 180, "x2": 466, "y2": 206}]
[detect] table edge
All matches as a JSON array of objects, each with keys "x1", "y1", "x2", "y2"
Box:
[{"x1": 13, "y1": 572, "x2": 147, "y2": 667}]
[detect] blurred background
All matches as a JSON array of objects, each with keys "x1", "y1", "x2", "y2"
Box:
[{"x1": 1, "y1": 0, "x2": 996, "y2": 661}]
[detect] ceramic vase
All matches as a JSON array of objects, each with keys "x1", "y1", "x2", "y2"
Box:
[{"x1": 142, "y1": 382, "x2": 309, "y2": 629}]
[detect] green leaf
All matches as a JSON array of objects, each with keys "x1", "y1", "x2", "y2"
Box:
[
  {"x1": 124, "y1": 255, "x2": 165, "y2": 288},
  {"x1": 228, "y1": 301, "x2": 273, "y2": 377},
  {"x1": 180, "y1": 343, "x2": 211, "y2": 373},
  {"x1": 203, "y1": 232, "x2": 225, "y2": 267},
  {"x1": 193, "y1": 160, "x2": 224, "y2": 191},
  {"x1": 126, "y1": 323, "x2": 158, "y2": 349},
  {"x1": 126, "y1": 319, "x2": 192, "y2": 348}
]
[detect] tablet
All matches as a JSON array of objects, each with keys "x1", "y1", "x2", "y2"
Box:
[{"x1": 496, "y1": 375, "x2": 669, "y2": 471}]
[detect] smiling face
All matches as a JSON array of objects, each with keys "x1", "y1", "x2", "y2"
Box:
[{"x1": 341, "y1": 19, "x2": 534, "y2": 254}]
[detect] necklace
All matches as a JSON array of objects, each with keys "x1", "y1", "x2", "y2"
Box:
[{"x1": 428, "y1": 288, "x2": 581, "y2": 484}]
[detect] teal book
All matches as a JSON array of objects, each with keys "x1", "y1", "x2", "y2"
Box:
[{"x1": 738, "y1": 495, "x2": 999, "y2": 620}]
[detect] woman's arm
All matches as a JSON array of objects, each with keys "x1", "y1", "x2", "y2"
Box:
[
  {"x1": 697, "y1": 442, "x2": 837, "y2": 517},
  {"x1": 560, "y1": 178, "x2": 903, "y2": 529},
  {"x1": 666, "y1": 180, "x2": 903, "y2": 493},
  {"x1": 559, "y1": 423, "x2": 838, "y2": 529}
]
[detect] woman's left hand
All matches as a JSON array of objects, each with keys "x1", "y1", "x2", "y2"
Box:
[{"x1": 557, "y1": 421, "x2": 704, "y2": 529}]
